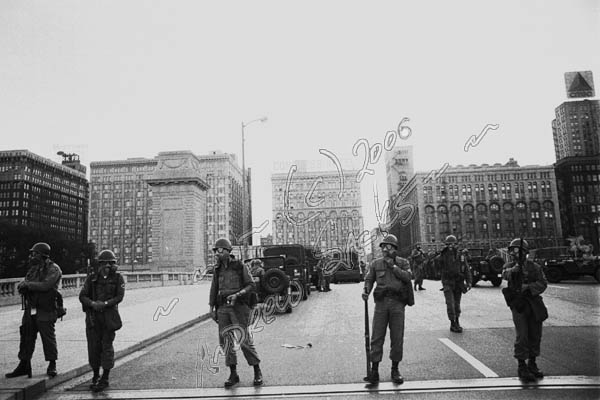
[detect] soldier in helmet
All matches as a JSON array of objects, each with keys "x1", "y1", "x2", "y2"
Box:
[
  {"x1": 410, "y1": 244, "x2": 426, "y2": 291},
  {"x1": 502, "y1": 238, "x2": 548, "y2": 382},
  {"x1": 79, "y1": 249, "x2": 125, "y2": 392},
  {"x1": 209, "y1": 238, "x2": 263, "y2": 388},
  {"x1": 436, "y1": 235, "x2": 472, "y2": 333},
  {"x1": 362, "y1": 234, "x2": 413, "y2": 385},
  {"x1": 6, "y1": 242, "x2": 63, "y2": 379}
]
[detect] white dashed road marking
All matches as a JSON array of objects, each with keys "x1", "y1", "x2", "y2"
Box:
[{"x1": 439, "y1": 338, "x2": 499, "y2": 378}]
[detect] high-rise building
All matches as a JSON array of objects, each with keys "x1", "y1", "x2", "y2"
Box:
[
  {"x1": 385, "y1": 146, "x2": 414, "y2": 199},
  {"x1": 89, "y1": 150, "x2": 249, "y2": 269},
  {"x1": 391, "y1": 159, "x2": 562, "y2": 255},
  {"x1": 551, "y1": 72, "x2": 600, "y2": 252},
  {"x1": 271, "y1": 162, "x2": 364, "y2": 254},
  {"x1": 0, "y1": 150, "x2": 89, "y2": 272}
]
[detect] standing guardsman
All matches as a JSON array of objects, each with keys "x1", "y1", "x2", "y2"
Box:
[
  {"x1": 79, "y1": 250, "x2": 125, "y2": 392},
  {"x1": 410, "y1": 244, "x2": 426, "y2": 291},
  {"x1": 436, "y1": 235, "x2": 472, "y2": 333},
  {"x1": 5, "y1": 242, "x2": 62, "y2": 379},
  {"x1": 362, "y1": 234, "x2": 413, "y2": 385},
  {"x1": 209, "y1": 238, "x2": 263, "y2": 388},
  {"x1": 502, "y1": 238, "x2": 548, "y2": 382}
]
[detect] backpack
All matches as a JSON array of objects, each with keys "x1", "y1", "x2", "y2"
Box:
[{"x1": 54, "y1": 289, "x2": 67, "y2": 320}]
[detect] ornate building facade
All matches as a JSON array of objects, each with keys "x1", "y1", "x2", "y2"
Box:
[
  {"x1": 271, "y1": 163, "x2": 364, "y2": 255},
  {"x1": 392, "y1": 159, "x2": 562, "y2": 255},
  {"x1": 89, "y1": 150, "x2": 248, "y2": 269}
]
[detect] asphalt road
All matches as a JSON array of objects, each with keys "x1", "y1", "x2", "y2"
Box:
[{"x1": 39, "y1": 277, "x2": 600, "y2": 399}]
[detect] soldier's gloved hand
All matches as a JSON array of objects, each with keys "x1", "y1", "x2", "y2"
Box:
[
  {"x1": 226, "y1": 293, "x2": 238, "y2": 305},
  {"x1": 362, "y1": 290, "x2": 369, "y2": 301},
  {"x1": 210, "y1": 306, "x2": 218, "y2": 323},
  {"x1": 17, "y1": 281, "x2": 29, "y2": 294},
  {"x1": 465, "y1": 283, "x2": 472, "y2": 292},
  {"x1": 91, "y1": 301, "x2": 104, "y2": 311}
]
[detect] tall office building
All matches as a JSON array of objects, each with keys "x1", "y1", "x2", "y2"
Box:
[
  {"x1": 271, "y1": 161, "x2": 364, "y2": 254},
  {"x1": 391, "y1": 159, "x2": 562, "y2": 255},
  {"x1": 385, "y1": 146, "x2": 414, "y2": 199},
  {"x1": 552, "y1": 72, "x2": 600, "y2": 250},
  {"x1": 0, "y1": 150, "x2": 89, "y2": 273}
]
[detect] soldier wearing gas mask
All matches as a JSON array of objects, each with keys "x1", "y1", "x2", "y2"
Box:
[
  {"x1": 5, "y1": 242, "x2": 62, "y2": 379},
  {"x1": 79, "y1": 249, "x2": 125, "y2": 392},
  {"x1": 502, "y1": 238, "x2": 548, "y2": 382},
  {"x1": 362, "y1": 234, "x2": 413, "y2": 385}
]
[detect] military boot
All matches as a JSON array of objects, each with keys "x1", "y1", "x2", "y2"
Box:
[
  {"x1": 253, "y1": 365, "x2": 263, "y2": 386},
  {"x1": 391, "y1": 368, "x2": 404, "y2": 384},
  {"x1": 46, "y1": 360, "x2": 57, "y2": 377},
  {"x1": 454, "y1": 317, "x2": 463, "y2": 333},
  {"x1": 517, "y1": 361, "x2": 535, "y2": 382},
  {"x1": 89, "y1": 374, "x2": 100, "y2": 390},
  {"x1": 93, "y1": 378, "x2": 109, "y2": 392},
  {"x1": 224, "y1": 371, "x2": 240, "y2": 388},
  {"x1": 528, "y1": 358, "x2": 544, "y2": 379},
  {"x1": 450, "y1": 319, "x2": 459, "y2": 332},
  {"x1": 363, "y1": 369, "x2": 379, "y2": 384},
  {"x1": 5, "y1": 360, "x2": 32, "y2": 378}
]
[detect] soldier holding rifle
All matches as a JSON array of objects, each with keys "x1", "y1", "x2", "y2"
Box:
[
  {"x1": 79, "y1": 249, "x2": 125, "y2": 392},
  {"x1": 5, "y1": 242, "x2": 62, "y2": 379},
  {"x1": 502, "y1": 238, "x2": 548, "y2": 382},
  {"x1": 362, "y1": 234, "x2": 413, "y2": 385}
]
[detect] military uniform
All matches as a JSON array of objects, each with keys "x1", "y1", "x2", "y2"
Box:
[
  {"x1": 364, "y1": 256, "x2": 413, "y2": 366},
  {"x1": 436, "y1": 246, "x2": 471, "y2": 332},
  {"x1": 209, "y1": 257, "x2": 260, "y2": 368},
  {"x1": 502, "y1": 260, "x2": 548, "y2": 373},
  {"x1": 410, "y1": 247, "x2": 426, "y2": 290},
  {"x1": 79, "y1": 269, "x2": 125, "y2": 372},
  {"x1": 17, "y1": 259, "x2": 62, "y2": 368}
]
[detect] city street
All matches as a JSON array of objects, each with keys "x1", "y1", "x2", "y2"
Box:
[{"x1": 38, "y1": 277, "x2": 600, "y2": 399}]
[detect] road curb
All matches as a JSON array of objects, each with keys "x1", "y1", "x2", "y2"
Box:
[{"x1": 4, "y1": 313, "x2": 212, "y2": 400}]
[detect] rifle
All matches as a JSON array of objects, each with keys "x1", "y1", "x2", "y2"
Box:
[{"x1": 364, "y1": 297, "x2": 372, "y2": 379}]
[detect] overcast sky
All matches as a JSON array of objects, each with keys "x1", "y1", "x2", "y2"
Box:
[{"x1": 1, "y1": 0, "x2": 599, "y2": 241}]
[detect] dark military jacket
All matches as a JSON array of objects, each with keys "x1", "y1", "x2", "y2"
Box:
[
  {"x1": 436, "y1": 247, "x2": 472, "y2": 288},
  {"x1": 502, "y1": 260, "x2": 548, "y2": 320},
  {"x1": 22, "y1": 259, "x2": 62, "y2": 322},
  {"x1": 364, "y1": 256, "x2": 413, "y2": 305},
  {"x1": 209, "y1": 258, "x2": 255, "y2": 307},
  {"x1": 80, "y1": 269, "x2": 125, "y2": 330}
]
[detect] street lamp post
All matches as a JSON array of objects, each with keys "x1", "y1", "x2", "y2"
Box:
[{"x1": 241, "y1": 117, "x2": 267, "y2": 260}]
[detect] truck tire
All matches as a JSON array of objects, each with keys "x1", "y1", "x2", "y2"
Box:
[
  {"x1": 595, "y1": 268, "x2": 600, "y2": 283},
  {"x1": 491, "y1": 277, "x2": 502, "y2": 287},
  {"x1": 262, "y1": 269, "x2": 290, "y2": 294},
  {"x1": 546, "y1": 266, "x2": 563, "y2": 283}
]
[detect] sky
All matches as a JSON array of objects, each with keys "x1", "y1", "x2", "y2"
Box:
[{"x1": 1, "y1": 0, "x2": 599, "y2": 242}]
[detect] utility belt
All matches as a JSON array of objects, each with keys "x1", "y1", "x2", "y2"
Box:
[
  {"x1": 373, "y1": 287, "x2": 401, "y2": 302},
  {"x1": 217, "y1": 290, "x2": 239, "y2": 306}
]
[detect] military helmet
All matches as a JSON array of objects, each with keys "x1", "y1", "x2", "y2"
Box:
[
  {"x1": 98, "y1": 249, "x2": 118, "y2": 263},
  {"x1": 380, "y1": 234, "x2": 399, "y2": 249},
  {"x1": 30, "y1": 242, "x2": 51, "y2": 257},
  {"x1": 445, "y1": 235, "x2": 458, "y2": 245},
  {"x1": 508, "y1": 238, "x2": 529, "y2": 253},
  {"x1": 213, "y1": 237, "x2": 233, "y2": 251}
]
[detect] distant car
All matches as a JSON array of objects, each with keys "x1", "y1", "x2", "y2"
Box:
[
  {"x1": 330, "y1": 259, "x2": 364, "y2": 284},
  {"x1": 467, "y1": 248, "x2": 504, "y2": 287},
  {"x1": 529, "y1": 247, "x2": 600, "y2": 283}
]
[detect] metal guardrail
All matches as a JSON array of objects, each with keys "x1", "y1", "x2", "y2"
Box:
[{"x1": 0, "y1": 271, "x2": 200, "y2": 307}]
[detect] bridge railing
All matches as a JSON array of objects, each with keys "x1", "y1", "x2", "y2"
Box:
[{"x1": 0, "y1": 271, "x2": 207, "y2": 307}]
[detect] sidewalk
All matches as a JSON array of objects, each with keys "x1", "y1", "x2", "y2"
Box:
[{"x1": 0, "y1": 281, "x2": 213, "y2": 400}]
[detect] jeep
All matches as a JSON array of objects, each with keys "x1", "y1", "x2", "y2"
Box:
[
  {"x1": 529, "y1": 247, "x2": 600, "y2": 283},
  {"x1": 261, "y1": 244, "x2": 312, "y2": 300},
  {"x1": 467, "y1": 248, "x2": 504, "y2": 287},
  {"x1": 245, "y1": 255, "x2": 304, "y2": 313}
]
